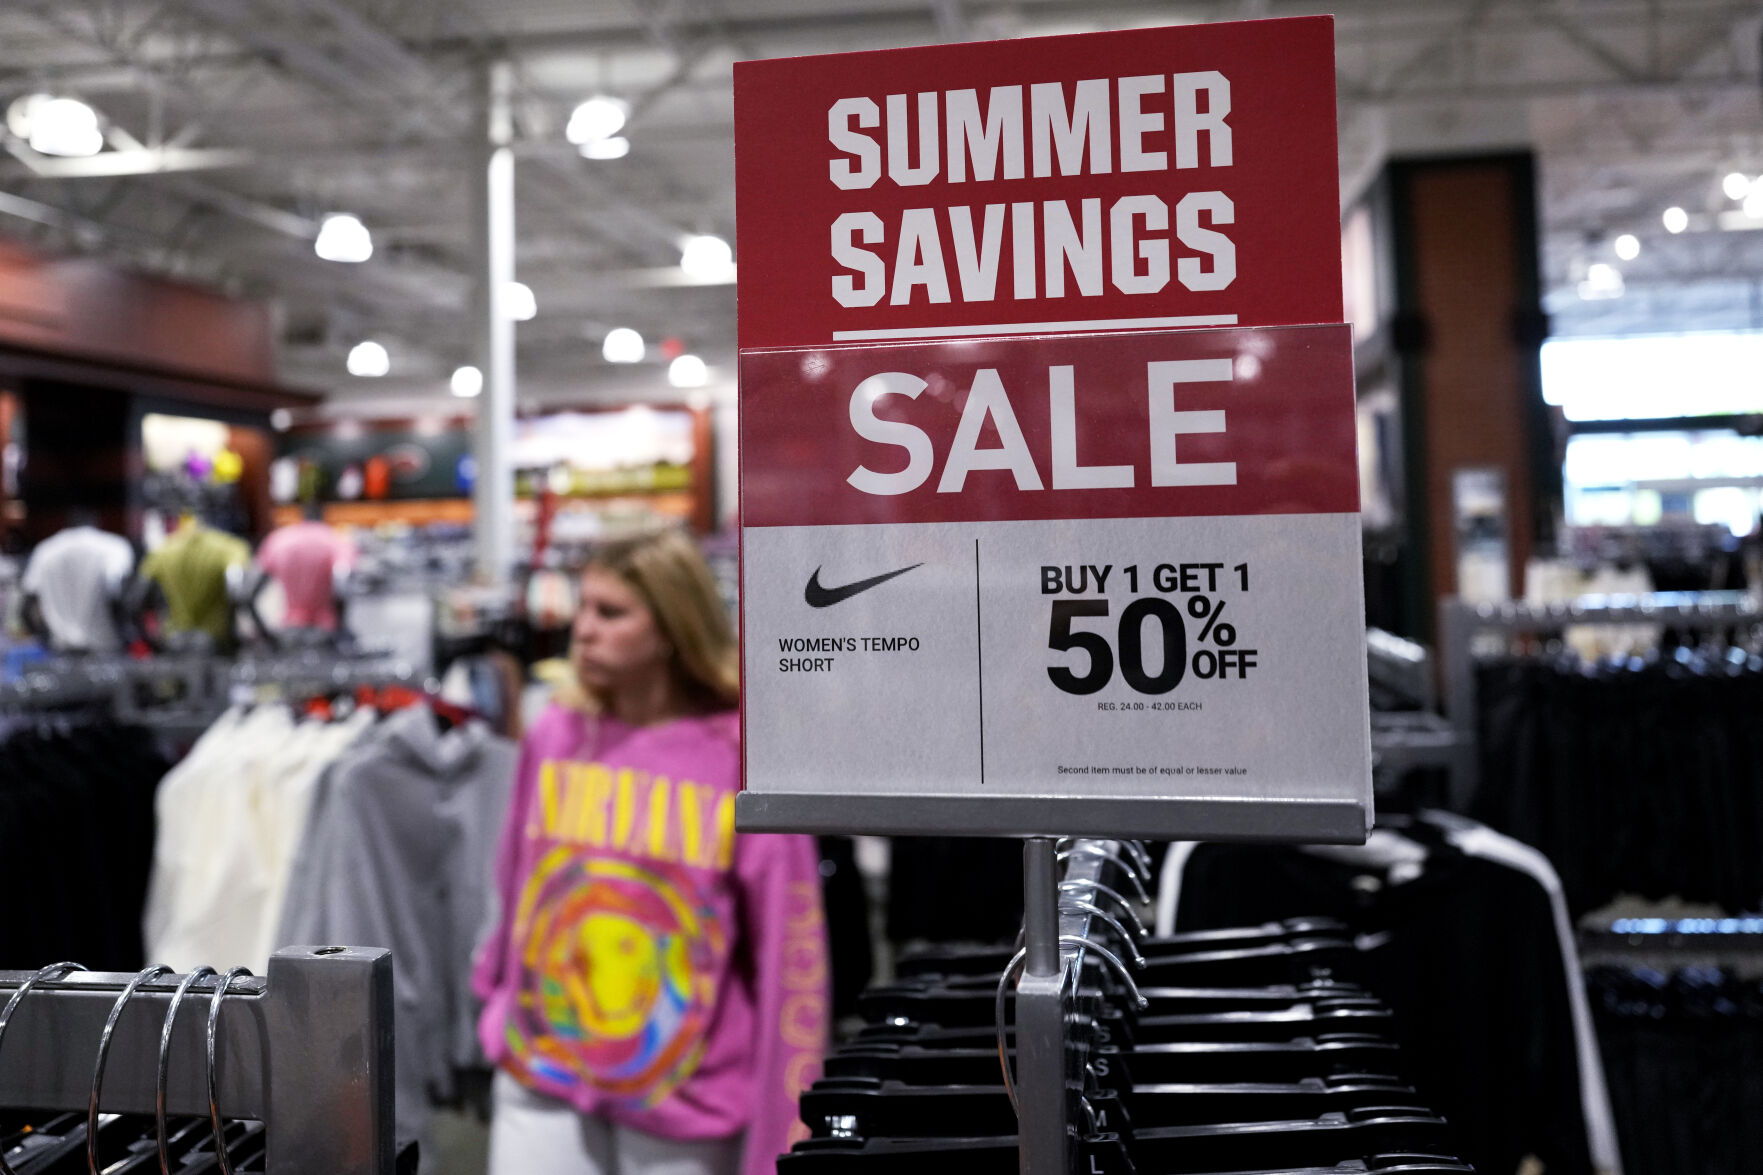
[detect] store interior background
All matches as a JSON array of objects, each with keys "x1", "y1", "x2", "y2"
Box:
[
  {"x1": 3, "y1": 2, "x2": 1763, "y2": 1173},
  {"x1": 2, "y1": 0, "x2": 1761, "y2": 635}
]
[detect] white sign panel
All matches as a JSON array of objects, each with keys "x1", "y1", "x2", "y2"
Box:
[{"x1": 735, "y1": 326, "x2": 1372, "y2": 841}]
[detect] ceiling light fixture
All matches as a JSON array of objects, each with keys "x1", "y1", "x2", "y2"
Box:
[
  {"x1": 1613, "y1": 233, "x2": 1640, "y2": 261},
  {"x1": 579, "y1": 136, "x2": 630, "y2": 160},
  {"x1": 1578, "y1": 262, "x2": 1625, "y2": 301},
  {"x1": 5, "y1": 93, "x2": 47, "y2": 139},
  {"x1": 680, "y1": 234, "x2": 735, "y2": 282},
  {"x1": 506, "y1": 281, "x2": 537, "y2": 322},
  {"x1": 347, "y1": 340, "x2": 390, "y2": 377},
  {"x1": 603, "y1": 327, "x2": 645, "y2": 364},
  {"x1": 450, "y1": 365, "x2": 483, "y2": 398},
  {"x1": 1662, "y1": 207, "x2": 1689, "y2": 234},
  {"x1": 15, "y1": 95, "x2": 104, "y2": 158},
  {"x1": 668, "y1": 354, "x2": 709, "y2": 388},
  {"x1": 1723, "y1": 172, "x2": 1752, "y2": 201},
  {"x1": 1746, "y1": 187, "x2": 1763, "y2": 220},
  {"x1": 315, "y1": 213, "x2": 373, "y2": 263},
  {"x1": 567, "y1": 96, "x2": 629, "y2": 145}
]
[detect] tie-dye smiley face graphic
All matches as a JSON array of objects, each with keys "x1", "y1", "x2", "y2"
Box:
[{"x1": 503, "y1": 849, "x2": 726, "y2": 1106}]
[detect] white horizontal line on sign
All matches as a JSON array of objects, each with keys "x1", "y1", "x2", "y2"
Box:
[{"x1": 831, "y1": 314, "x2": 1240, "y2": 341}]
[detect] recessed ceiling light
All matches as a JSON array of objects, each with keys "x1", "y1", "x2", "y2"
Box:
[
  {"x1": 347, "y1": 340, "x2": 390, "y2": 377},
  {"x1": 16, "y1": 95, "x2": 103, "y2": 157},
  {"x1": 1662, "y1": 207, "x2": 1688, "y2": 234},
  {"x1": 603, "y1": 328, "x2": 645, "y2": 364},
  {"x1": 567, "y1": 96, "x2": 629, "y2": 145},
  {"x1": 1613, "y1": 234, "x2": 1640, "y2": 261},
  {"x1": 579, "y1": 136, "x2": 630, "y2": 160},
  {"x1": 669, "y1": 354, "x2": 709, "y2": 388},
  {"x1": 1579, "y1": 262, "x2": 1624, "y2": 301},
  {"x1": 680, "y1": 234, "x2": 735, "y2": 281},
  {"x1": 451, "y1": 365, "x2": 483, "y2": 397},
  {"x1": 315, "y1": 213, "x2": 373, "y2": 263}
]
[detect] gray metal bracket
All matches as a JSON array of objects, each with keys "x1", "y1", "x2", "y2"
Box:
[
  {"x1": 1012, "y1": 839, "x2": 1123, "y2": 1175},
  {"x1": 0, "y1": 946, "x2": 394, "y2": 1175}
]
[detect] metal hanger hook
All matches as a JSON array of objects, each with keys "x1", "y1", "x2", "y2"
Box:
[
  {"x1": 206, "y1": 968, "x2": 254, "y2": 1175},
  {"x1": 1057, "y1": 897, "x2": 1147, "y2": 969},
  {"x1": 91, "y1": 965, "x2": 173, "y2": 1175},
  {"x1": 1057, "y1": 845, "x2": 1151, "y2": 904},
  {"x1": 1077, "y1": 1093, "x2": 1100, "y2": 1134},
  {"x1": 1059, "y1": 934, "x2": 1148, "y2": 1011},
  {"x1": 993, "y1": 947, "x2": 1029, "y2": 1118},
  {"x1": 1058, "y1": 879, "x2": 1147, "y2": 940},
  {"x1": 157, "y1": 967, "x2": 216, "y2": 1175},
  {"x1": 0, "y1": 962, "x2": 86, "y2": 1175},
  {"x1": 1116, "y1": 839, "x2": 1156, "y2": 877},
  {"x1": 1057, "y1": 838, "x2": 1154, "y2": 881}
]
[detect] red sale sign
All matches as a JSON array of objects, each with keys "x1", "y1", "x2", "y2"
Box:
[
  {"x1": 733, "y1": 16, "x2": 1341, "y2": 348},
  {"x1": 734, "y1": 19, "x2": 1371, "y2": 842},
  {"x1": 741, "y1": 324, "x2": 1356, "y2": 528}
]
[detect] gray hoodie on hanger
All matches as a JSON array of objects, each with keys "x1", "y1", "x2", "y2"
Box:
[{"x1": 278, "y1": 704, "x2": 517, "y2": 1155}]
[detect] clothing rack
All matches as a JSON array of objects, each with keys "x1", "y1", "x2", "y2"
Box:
[
  {"x1": 1580, "y1": 915, "x2": 1763, "y2": 977},
  {"x1": 1369, "y1": 711, "x2": 1463, "y2": 798},
  {"x1": 0, "y1": 657, "x2": 131, "y2": 712},
  {"x1": 0, "y1": 649, "x2": 423, "y2": 729},
  {"x1": 1558, "y1": 522, "x2": 1736, "y2": 570},
  {"x1": 1367, "y1": 627, "x2": 1435, "y2": 710},
  {"x1": 226, "y1": 648, "x2": 423, "y2": 704},
  {"x1": 1436, "y1": 592, "x2": 1763, "y2": 808},
  {"x1": 0, "y1": 947, "x2": 394, "y2": 1175},
  {"x1": 1365, "y1": 628, "x2": 1466, "y2": 804}
]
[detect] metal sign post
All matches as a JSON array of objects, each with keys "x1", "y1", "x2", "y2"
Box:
[{"x1": 731, "y1": 18, "x2": 1372, "y2": 1173}]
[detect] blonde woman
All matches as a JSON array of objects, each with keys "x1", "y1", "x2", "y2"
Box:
[{"x1": 474, "y1": 530, "x2": 829, "y2": 1175}]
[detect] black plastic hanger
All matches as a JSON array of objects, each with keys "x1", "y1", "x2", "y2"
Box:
[
  {"x1": 897, "y1": 919, "x2": 1351, "y2": 980},
  {"x1": 799, "y1": 1075, "x2": 1423, "y2": 1140},
  {"x1": 827, "y1": 1032, "x2": 1404, "y2": 1088}
]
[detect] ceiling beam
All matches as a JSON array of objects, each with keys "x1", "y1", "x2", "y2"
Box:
[{"x1": 0, "y1": 145, "x2": 252, "y2": 178}]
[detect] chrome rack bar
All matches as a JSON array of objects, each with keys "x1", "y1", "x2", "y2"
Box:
[{"x1": 0, "y1": 946, "x2": 394, "y2": 1175}]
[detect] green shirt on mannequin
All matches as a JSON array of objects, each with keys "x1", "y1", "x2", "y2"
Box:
[{"x1": 140, "y1": 523, "x2": 251, "y2": 641}]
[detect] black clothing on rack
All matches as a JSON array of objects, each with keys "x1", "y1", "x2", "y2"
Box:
[
  {"x1": 0, "y1": 722, "x2": 167, "y2": 971},
  {"x1": 1472, "y1": 655, "x2": 1763, "y2": 915},
  {"x1": 1169, "y1": 823, "x2": 1593, "y2": 1175},
  {"x1": 817, "y1": 836, "x2": 875, "y2": 1021},
  {"x1": 1588, "y1": 964, "x2": 1763, "y2": 1175}
]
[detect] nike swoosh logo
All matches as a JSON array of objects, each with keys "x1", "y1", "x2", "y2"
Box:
[{"x1": 804, "y1": 563, "x2": 923, "y2": 608}]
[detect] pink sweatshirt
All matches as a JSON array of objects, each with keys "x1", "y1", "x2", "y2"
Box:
[{"x1": 473, "y1": 704, "x2": 828, "y2": 1175}]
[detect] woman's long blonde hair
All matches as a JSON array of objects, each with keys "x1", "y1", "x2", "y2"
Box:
[{"x1": 568, "y1": 528, "x2": 739, "y2": 714}]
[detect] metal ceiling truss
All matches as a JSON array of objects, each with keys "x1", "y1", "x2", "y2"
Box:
[{"x1": 0, "y1": 0, "x2": 1759, "y2": 392}]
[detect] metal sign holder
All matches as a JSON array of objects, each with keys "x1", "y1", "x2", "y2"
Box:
[{"x1": 1007, "y1": 838, "x2": 1148, "y2": 1175}]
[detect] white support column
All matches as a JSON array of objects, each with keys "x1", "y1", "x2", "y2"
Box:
[{"x1": 471, "y1": 57, "x2": 517, "y2": 588}]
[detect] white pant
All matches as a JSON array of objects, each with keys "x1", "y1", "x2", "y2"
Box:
[{"x1": 487, "y1": 1069, "x2": 743, "y2": 1175}]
